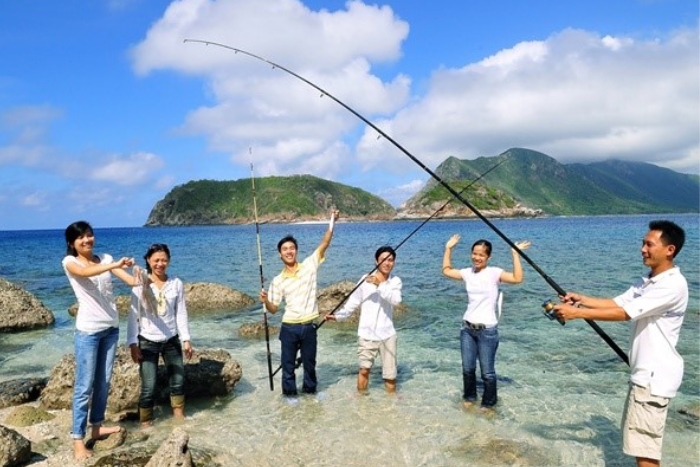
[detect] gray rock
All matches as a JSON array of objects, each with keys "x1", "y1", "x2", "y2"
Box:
[
  {"x1": 238, "y1": 321, "x2": 280, "y2": 339},
  {"x1": 0, "y1": 378, "x2": 48, "y2": 409},
  {"x1": 0, "y1": 425, "x2": 32, "y2": 467},
  {"x1": 40, "y1": 347, "x2": 242, "y2": 414},
  {"x1": 0, "y1": 278, "x2": 55, "y2": 332},
  {"x1": 145, "y1": 427, "x2": 193, "y2": 467}
]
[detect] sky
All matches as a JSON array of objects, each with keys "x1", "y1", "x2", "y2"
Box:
[{"x1": 1, "y1": 0, "x2": 698, "y2": 231}]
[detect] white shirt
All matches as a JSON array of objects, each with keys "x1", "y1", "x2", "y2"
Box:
[
  {"x1": 62, "y1": 254, "x2": 118, "y2": 333},
  {"x1": 460, "y1": 266, "x2": 503, "y2": 326},
  {"x1": 335, "y1": 274, "x2": 402, "y2": 341},
  {"x1": 614, "y1": 266, "x2": 688, "y2": 398},
  {"x1": 127, "y1": 277, "x2": 191, "y2": 345}
]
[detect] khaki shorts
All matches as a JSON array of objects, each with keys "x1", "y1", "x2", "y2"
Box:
[
  {"x1": 357, "y1": 335, "x2": 397, "y2": 380},
  {"x1": 621, "y1": 383, "x2": 670, "y2": 460}
]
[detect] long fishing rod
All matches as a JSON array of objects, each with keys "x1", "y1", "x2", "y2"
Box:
[
  {"x1": 250, "y1": 152, "x2": 275, "y2": 391},
  {"x1": 269, "y1": 155, "x2": 511, "y2": 377},
  {"x1": 185, "y1": 39, "x2": 629, "y2": 366}
]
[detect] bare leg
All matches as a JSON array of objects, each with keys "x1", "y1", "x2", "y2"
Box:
[
  {"x1": 384, "y1": 379, "x2": 396, "y2": 394},
  {"x1": 73, "y1": 439, "x2": 92, "y2": 461},
  {"x1": 636, "y1": 457, "x2": 660, "y2": 467},
  {"x1": 171, "y1": 394, "x2": 185, "y2": 419},
  {"x1": 357, "y1": 368, "x2": 370, "y2": 394}
]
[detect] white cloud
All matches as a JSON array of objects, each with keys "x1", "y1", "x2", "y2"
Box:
[
  {"x1": 90, "y1": 151, "x2": 165, "y2": 186},
  {"x1": 356, "y1": 27, "x2": 699, "y2": 175},
  {"x1": 378, "y1": 178, "x2": 425, "y2": 207}
]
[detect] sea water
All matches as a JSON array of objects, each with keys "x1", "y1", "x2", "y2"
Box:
[{"x1": 1, "y1": 214, "x2": 698, "y2": 466}]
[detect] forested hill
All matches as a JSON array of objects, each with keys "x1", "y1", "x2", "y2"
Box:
[
  {"x1": 406, "y1": 148, "x2": 699, "y2": 216},
  {"x1": 144, "y1": 175, "x2": 396, "y2": 226}
]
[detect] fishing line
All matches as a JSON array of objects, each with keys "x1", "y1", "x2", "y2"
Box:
[
  {"x1": 250, "y1": 149, "x2": 275, "y2": 390},
  {"x1": 185, "y1": 39, "x2": 629, "y2": 366}
]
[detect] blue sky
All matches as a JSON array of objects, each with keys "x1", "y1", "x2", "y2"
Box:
[{"x1": 1, "y1": 0, "x2": 697, "y2": 231}]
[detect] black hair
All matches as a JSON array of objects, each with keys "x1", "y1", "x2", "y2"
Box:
[
  {"x1": 471, "y1": 239, "x2": 492, "y2": 256},
  {"x1": 277, "y1": 235, "x2": 298, "y2": 252},
  {"x1": 649, "y1": 220, "x2": 685, "y2": 258},
  {"x1": 65, "y1": 220, "x2": 93, "y2": 256},
  {"x1": 375, "y1": 245, "x2": 396, "y2": 261},
  {"x1": 144, "y1": 243, "x2": 171, "y2": 273}
]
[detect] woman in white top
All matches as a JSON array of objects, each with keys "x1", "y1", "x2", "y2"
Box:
[
  {"x1": 62, "y1": 220, "x2": 137, "y2": 461},
  {"x1": 442, "y1": 234, "x2": 530, "y2": 411},
  {"x1": 127, "y1": 243, "x2": 193, "y2": 426}
]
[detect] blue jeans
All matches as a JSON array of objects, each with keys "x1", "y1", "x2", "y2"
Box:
[
  {"x1": 71, "y1": 326, "x2": 119, "y2": 438},
  {"x1": 460, "y1": 325, "x2": 499, "y2": 407},
  {"x1": 138, "y1": 335, "x2": 185, "y2": 409},
  {"x1": 279, "y1": 323, "x2": 317, "y2": 395}
]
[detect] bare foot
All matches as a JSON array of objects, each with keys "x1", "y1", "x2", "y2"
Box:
[
  {"x1": 172, "y1": 406, "x2": 185, "y2": 419},
  {"x1": 462, "y1": 401, "x2": 475, "y2": 410},
  {"x1": 73, "y1": 440, "x2": 93, "y2": 461},
  {"x1": 91, "y1": 424, "x2": 122, "y2": 440}
]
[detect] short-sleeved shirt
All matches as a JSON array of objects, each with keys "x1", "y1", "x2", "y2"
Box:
[
  {"x1": 459, "y1": 266, "x2": 503, "y2": 326},
  {"x1": 614, "y1": 266, "x2": 688, "y2": 398},
  {"x1": 62, "y1": 253, "x2": 118, "y2": 333},
  {"x1": 268, "y1": 250, "x2": 322, "y2": 323}
]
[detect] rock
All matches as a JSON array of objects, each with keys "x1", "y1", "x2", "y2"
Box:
[
  {"x1": 317, "y1": 280, "x2": 409, "y2": 326},
  {"x1": 40, "y1": 347, "x2": 242, "y2": 414},
  {"x1": 238, "y1": 321, "x2": 280, "y2": 339},
  {"x1": 679, "y1": 402, "x2": 700, "y2": 419},
  {"x1": 3, "y1": 406, "x2": 54, "y2": 427},
  {"x1": 0, "y1": 278, "x2": 55, "y2": 333},
  {"x1": 145, "y1": 427, "x2": 193, "y2": 467},
  {"x1": 183, "y1": 282, "x2": 255, "y2": 313},
  {"x1": 69, "y1": 282, "x2": 255, "y2": 317},
  {"x1": 87, "y1": 427, "x2": 127, "y2": 452},
  {"x1": 0, "y1": 424, "x2": 32, "y2": 467},
  {"x1": 0, "y1": 378, "x2": 48, "y2": 409}
]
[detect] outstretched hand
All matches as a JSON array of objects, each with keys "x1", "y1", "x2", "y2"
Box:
[
  {"x1": 445, "y1": 234, "x2": 460, "y2": 249},
  {"x1": 513, "y1": 240, "x2": 531, "y2": 251}
]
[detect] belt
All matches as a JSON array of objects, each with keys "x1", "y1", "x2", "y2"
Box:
[
  {"x1": 463, "y1": 320, "x2": 496, "y2": 330},
  {"x1": 282, "y1": 319, "x2": 317, "y2": 326}
]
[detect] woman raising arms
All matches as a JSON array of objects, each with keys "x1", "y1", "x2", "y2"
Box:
[{"x1": 442, "y1": 234, "x2": 531, "y2": 411}]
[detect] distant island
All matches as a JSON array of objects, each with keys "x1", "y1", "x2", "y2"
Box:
[{"x1": 144, "y1": 148, "x2": 699, "y2": 226}]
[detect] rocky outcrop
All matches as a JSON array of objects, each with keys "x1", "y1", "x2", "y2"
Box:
[
  {"x1": 0, "y1": 278, "x2": 55, "y2": 333},
  {"x1": 0, "y1": 379, "x2": 47, "y2": 409},
  {"x1": 145, "y1": 427, "x2": 193, "y2": 467},
  {"x1": 238, "y1": 320, "x2": 280, "y2": 339},
  {"x1": 0, "y1": 425, "x2": 31, "y2": 467},
  {"x1": 69, "y1": 282, "x2": 256, "y2": 317},
  {"x1": 40, "y1": 347, "x2": 242, "y2": 414},
  {"x1": 397, "y1": 200, "x2": 542, "y2": 219},
  {"x1": 3, "y1": 406, "x2": 54, "y2": 427}
]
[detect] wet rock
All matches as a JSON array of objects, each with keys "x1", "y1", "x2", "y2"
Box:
[
  {"x1": 317, "y1": 280, "x2": 409, "y2": 326},
  {"x1": 0, "y1": 378, "x2": 48, "y2": 409},
  {"x1": 69, "y1": 282, "x2": 255, "y2": 317},
  {"x1": 0, "y1": 278, "x2": 55, "y2": 332},
  {"x1": 0, "y1": 424, "x2": 32, "y2": 467},
  {"x1": 238, "y1": 321, "x2": 280, "y2": 339},
  {"x1": 40, "y1": 347, "x2": 242, "y2": 413},
  {"x1": 3, "y1": 406, "x2": 54, "y2": 427},
  {"x1": 145, "y1": 427, "x2": 193, "y2": 467},
  {"x1": 87, "y1": 427, "x2": 127, "y2": 452}
]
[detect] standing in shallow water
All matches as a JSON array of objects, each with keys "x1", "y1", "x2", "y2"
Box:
[
  {"x1": 442, "y1": 234, "x2": 530, "y2": 411},
  {"x1": 128, "y1": 243, "x2": 193, "y2": 427},
  {"x1": 325, "y1": 245, "x2": 403, "y2": 394},
  {"x1": 62, "y1": 220, "x2": 138, "y2": 461},
  {"x1": 260, "y1": 209, "x2": 340, "y2": 397}
]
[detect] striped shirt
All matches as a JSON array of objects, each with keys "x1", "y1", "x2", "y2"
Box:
[{"x1": 268, "y1": 249, "x2": 323, "y2": 323}]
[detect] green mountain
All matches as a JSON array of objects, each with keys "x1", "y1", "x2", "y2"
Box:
[
  {"x1": 145, "y1": 175, "x2": 396, "y2": 226},
  {"x1": 410, "y1": 148, "x2": 698, "y2": 216}
]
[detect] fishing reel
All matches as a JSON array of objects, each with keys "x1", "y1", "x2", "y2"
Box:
[{"x1": 541, "y1": 299, "x2": 565, "y2": 326}]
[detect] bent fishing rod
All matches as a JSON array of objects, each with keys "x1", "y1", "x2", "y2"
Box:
[
  {"x1": 185, "y1": 39, "x2": 629, "y2": 366},
  {"x1": 268, "y1": 155, "x2": 511, "y2": 377},
  {"x1": 250, "y1": 155, "x2": 275, "y2": 391}
]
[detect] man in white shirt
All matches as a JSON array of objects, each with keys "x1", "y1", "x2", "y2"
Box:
[
  {"x1": 554, "y1": 220, "x2": 688, "y2": 467},
  {"x1": 326, "y1": 246, "x2": 402, "y2": 393}
]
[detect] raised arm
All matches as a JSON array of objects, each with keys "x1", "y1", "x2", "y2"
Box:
[
  {"x1": 65, "y1": 256, "x2": 135, "y2": 282},
  {"x1": 316, "y1": 209, "x2": 340, "y2": 260},
  {"x1": 442, "y1": 234, "x2": 463, "y2": 280},
  {"x1": 500, "y1": 240, "x2": 530, "y2": 284}
]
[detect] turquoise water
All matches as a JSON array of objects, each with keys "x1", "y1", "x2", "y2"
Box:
[{"x1": 1, "y1": 214, "x2": 698, "y2": 466}]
